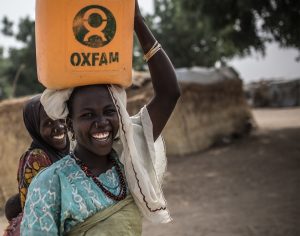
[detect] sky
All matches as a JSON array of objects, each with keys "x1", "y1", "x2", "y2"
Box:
[{"x1": 1, "y1": 0, "x2": 300, "y2": 83}]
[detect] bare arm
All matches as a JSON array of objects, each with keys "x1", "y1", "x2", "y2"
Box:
[{"x1": 134, "y1": 0, "x2": 181, "y2": 141}]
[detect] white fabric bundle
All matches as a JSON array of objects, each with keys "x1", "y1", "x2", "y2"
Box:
[{"x1": 41, "y1": 85, "x2": 171, "y2": 224}]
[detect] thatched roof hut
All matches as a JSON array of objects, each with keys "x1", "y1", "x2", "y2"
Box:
[{"x1": 128, "y1": 67, "x2": 253, "y2": 156}]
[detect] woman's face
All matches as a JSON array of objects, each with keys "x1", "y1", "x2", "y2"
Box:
[
  {"x1": 39, "y1": 107, "x2": 68, "y2": 151},
  {"x1": 69, "y1": 85, "x2": 119, "y2": 157}
]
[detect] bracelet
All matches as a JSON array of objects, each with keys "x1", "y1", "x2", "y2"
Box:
[{"x1": 143, "y1": 41, "x2": 162, "y2": 62}]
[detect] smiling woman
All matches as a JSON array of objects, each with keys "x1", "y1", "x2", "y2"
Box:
[
  {"x1": 39, "y1": 108, "x2": 68, "y2": 152},
  {"x1": 67, "y1": 85, "x2": 120, "y2": 171},
  {"x1": 3, "y1": 95, "x2": 70, "y2": 236},
  {"x1": 20, "y1": 0, "x2": 180, "y2": 235}
]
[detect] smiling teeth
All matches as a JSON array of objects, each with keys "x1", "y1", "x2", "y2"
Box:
[
  {"x1": 53, "y1": 134, "x2": 65, "y2": 140},
  {"x1": 92, "y1": 132, "x2": 109, "y2": 140}
]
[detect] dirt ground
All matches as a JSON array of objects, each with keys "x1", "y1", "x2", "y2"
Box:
[
  {"x1": 1, "y1": 108, "x2": 300, "y2": 235},
  {"x1": 143, "y1": 108, "x2": 300, "y2": 236}
]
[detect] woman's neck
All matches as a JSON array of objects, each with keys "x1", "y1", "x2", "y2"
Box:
[
  {"x1": 74, "y1": 145, "x2": 113, "y2": 176},
  {"x1": 60, "y1": 143, "x2": 70, "y2": 156}
]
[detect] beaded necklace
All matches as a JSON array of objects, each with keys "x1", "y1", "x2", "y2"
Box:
[{"x1": 71, "y1": 152, "x2": 127, "y2": 201}]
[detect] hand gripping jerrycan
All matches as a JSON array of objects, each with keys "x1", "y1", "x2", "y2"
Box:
[{"x1": 35, "y1": 0, "x2": 135, "y2": 89}]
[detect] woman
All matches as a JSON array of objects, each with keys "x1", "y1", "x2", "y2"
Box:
[
  {"x1": 21, "y1": 1, "x2": 180, "y2": 235},
  {"x1": 4, "y1": 95, "x2": 69, "y2": 236}
]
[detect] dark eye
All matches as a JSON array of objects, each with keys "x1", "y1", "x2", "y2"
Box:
[
  {"x1": 105, "y1": 108, "x2": 117, "y2": 115},
  {"x1": 81, "y1": 112, "x2": 93, "y2": 118},
  {"x1": 47, "y1": 121, "x2": 52, "y2": 126}
]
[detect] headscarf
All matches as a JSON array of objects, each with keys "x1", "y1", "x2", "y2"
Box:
[
  {"x1": 41, "y1": 85, "x2": 171, "y2": 224},
  {"x1": 23, "y1": 95, "x2": 69, "y2": 162}
]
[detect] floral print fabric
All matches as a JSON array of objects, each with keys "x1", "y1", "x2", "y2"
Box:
[{"x1": 17, "y1": 149, "x2": 52, "y2": 208}]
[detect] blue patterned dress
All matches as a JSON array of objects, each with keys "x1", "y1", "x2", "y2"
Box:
[{"x1": 20, "y1": 155, "x2": 127, "y2": 235}]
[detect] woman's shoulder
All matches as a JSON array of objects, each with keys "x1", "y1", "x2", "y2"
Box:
[
  {"x1": 38, "y1": 155, "x2": 74, "y2": 175},
  {"x1": 30, "y1": 155, "x2": 74, "y2": 185},
  {"x1": 23, "y1": 148, "x2": 47, "y2": 158},
  {"x1": 18, "y1": 148, "x2": 53, "y2": 179},
  {"x1": 27, "y1": 148, "x2": 47, "y2": 155},
  {"x1": 21, "y1": 148, "x2": 51, "y2": 164},
  {"x1": 32, "y1": 155, "x2": 75, "y2": 178}
]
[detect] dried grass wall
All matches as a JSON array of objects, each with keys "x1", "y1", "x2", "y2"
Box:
[
  {"x1": 127, "y1": 74, "x2": 253, "y2": 156},
  {"x1": 163, "y1": 80, "x2": 252, "y2": 155},
  {"x1": 0, "y1": 97, "x2": 31, "y2": 209}
]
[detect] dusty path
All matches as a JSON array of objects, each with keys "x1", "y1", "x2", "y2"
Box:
[
  {"x1": 1, "y1": 108, "x2": 300, "y2": 235},
  {"x1": 143, "y1": 108, "x2": 300, "y2": 236}
]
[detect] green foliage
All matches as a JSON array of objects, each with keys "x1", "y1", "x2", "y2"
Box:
[
  {"x1": 1, "y1": 17, "x2": 14, "y2": 36},
  {"x1": 1, "y1": 0, "x2": 300, "y2": 97},
  {"x1": 0, "y1": 17, "x2": 43, "y2": 99},
  {"x1": 148, "y1": 0, "x2": 300, "y2": 67},
  {"x1": 0, "y1": 47, "x2": 10, "y2": 98}
]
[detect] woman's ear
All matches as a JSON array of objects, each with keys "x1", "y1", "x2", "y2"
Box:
[
  {"x1": 66, "y1": 117, "x2": 72, "y2": 131},
  {"x1": 66, "y1": 117, "x2": 75, "y2": 141}
]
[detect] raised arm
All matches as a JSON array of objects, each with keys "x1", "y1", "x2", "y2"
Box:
[{"x1": 134, "y1": 0, "x2": 181, "y2": 141}]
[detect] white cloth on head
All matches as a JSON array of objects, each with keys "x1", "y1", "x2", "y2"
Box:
[
  {"x1": 41, "y1": 85, "x2": 171, "y2": 224},
  {"x1": 41, "y1": 88, "x2": 74, "y2": 120}
]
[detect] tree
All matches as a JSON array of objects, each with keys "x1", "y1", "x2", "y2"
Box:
[
  {"x1": 0, "y1": 16, "x2": 43, "y2": 98},
  {"x1": 1, "y1": 0, "x2": 299, "y2": 96},
  {"x1": 148, "y1": 0, "x2": 300, "y2": 67},
  {"x1": 0, "y1": 46, "x2": 10, "y2": 99}
]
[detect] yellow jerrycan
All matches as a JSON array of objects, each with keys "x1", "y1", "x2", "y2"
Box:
[{"x1": 35, "y1": 0, "x2": 135, "y2": 89}]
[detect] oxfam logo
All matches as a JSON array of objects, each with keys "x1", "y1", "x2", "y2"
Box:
[{"x1": 73, "y1": 5, "x2": 116, "y2": 48}]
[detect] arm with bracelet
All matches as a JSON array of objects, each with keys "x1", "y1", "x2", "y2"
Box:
[{"x1": 134, "y1": 0, "x2": 181, "y2": 141}]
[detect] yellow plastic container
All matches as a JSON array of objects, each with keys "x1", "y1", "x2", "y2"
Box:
[{"x1": 35, "y1": 0, "x2": 135, "y2": 89}]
